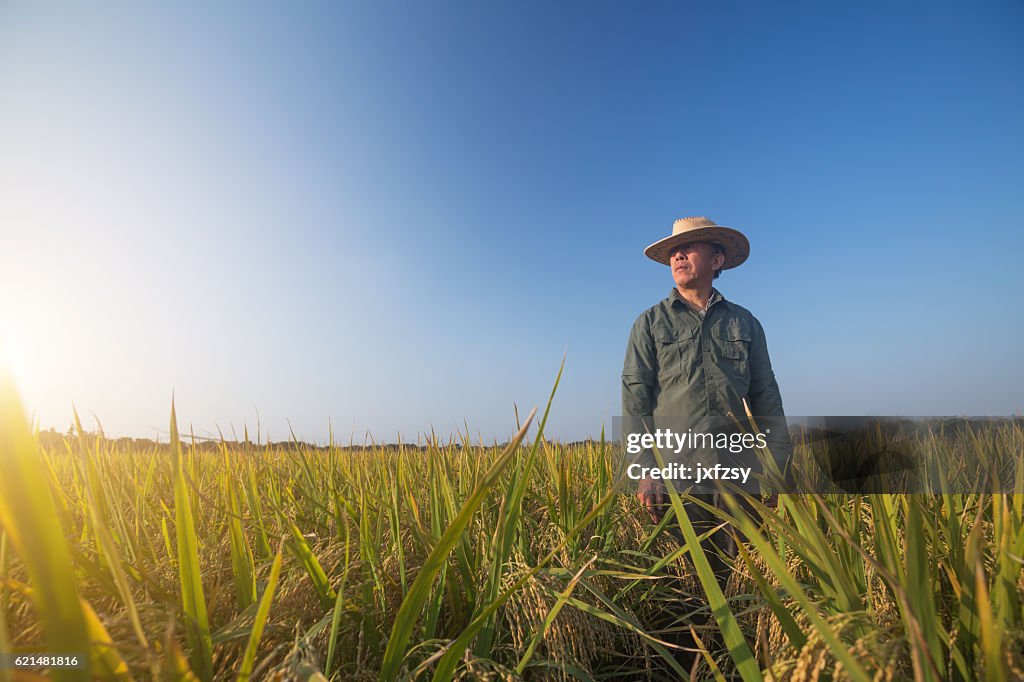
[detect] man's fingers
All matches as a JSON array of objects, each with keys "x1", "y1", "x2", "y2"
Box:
[
  {"x1": 646, "y1": 495, "x2": 660, "y2": 521},
  {"x1": 637, "y1": 477, "x2": 669, "y2": 522},
  {"x1": 637, "y1": 492, "x2": 654, "y2": 521},
  {"x1": 641, "y1": 491, "x2": 666, "y2": 522}
]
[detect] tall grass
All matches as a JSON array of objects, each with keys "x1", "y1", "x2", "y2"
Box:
[{"x1": 1, "y1": 367, "x2": 1023, "y2": 679}]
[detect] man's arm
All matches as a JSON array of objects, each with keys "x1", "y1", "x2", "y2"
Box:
[
  {"x1": 622, "y1": 313, "x2": 657, "y2": 419},
  {"x1": 622, "y1": 314, "x2": 664, "y2": 520},
  {"x1": 747, "y1": 316, "x2": 794, "y2": 490}
]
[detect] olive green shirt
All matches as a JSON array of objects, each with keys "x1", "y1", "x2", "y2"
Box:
[{"x1": 621, "y1": 287, "x2": 792, "y2": 475}]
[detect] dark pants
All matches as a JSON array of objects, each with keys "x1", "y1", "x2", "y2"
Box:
[
  {"x1": 681, "y1": 492, "x2": 764, "y2": 588},
  {"x1": 663, "y1": 492, "x2": 770, "y2": 672}
]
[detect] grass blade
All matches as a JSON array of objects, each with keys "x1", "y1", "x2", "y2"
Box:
[
  {"x1": 170, "y1": 401, "x2": 213, "y2": 680},
  {"x1": 0, "y1": 373, "x2": 91, "y2": 681},
  {"x1": 378, "y1": 408, "x2": 536, "y2": 682},
  {"x1": 237, "y1": 542, "x2": 284, "y2": 682}
]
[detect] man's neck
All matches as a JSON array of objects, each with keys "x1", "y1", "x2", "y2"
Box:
[{"x1": 675, "y1": 284, "x2": 714, "y2": 313}]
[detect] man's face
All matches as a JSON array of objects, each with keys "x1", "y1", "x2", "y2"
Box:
[{"x1": 669, "y1": 241, "x2": 723, "y2": 288}]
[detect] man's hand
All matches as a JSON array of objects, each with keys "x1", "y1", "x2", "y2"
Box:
[{"x1": 637, "y1": 476, "x2": 668, "y2": 522}]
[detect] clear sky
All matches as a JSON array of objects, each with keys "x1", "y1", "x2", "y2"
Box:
[{"x1": 1, "y1": 1, "x2": 1022, "y2": 444}]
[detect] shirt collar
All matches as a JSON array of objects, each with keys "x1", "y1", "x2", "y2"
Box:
[{"x1": 669, "y1": 287, "x2": 724, "y2": 311}]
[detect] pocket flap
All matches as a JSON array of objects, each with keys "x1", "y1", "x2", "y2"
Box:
[
  {"x1": 712, "y1": 324, "x2": 752, "y2": 342},
  {"x1": 653, "y1": 324, "x2": 696, "y2": 343}
]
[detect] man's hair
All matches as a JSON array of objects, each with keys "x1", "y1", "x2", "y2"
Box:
[{"x1": 711, "y1": 242, "x2": 725, "y2": 280}]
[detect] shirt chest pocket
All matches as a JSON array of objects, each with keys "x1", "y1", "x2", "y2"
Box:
[
  {"x1": 652, "y1": 324, "x2": 698, "y2": 378},
  {"x1": 712, "y1": 325, "x2": 752, "y2": 376}
]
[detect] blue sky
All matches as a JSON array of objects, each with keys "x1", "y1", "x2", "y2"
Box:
[{"x1": 1, "y1": 1, "x2": 1022, "y2": 443}]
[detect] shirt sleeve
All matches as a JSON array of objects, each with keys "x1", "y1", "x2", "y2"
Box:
[
  {"x1": 622, "y1": 313, "x2": 656, "y2": 417},
  {"x1": 747, "y1": 316, "x2": 794, "y2": 489},
  {"x1": 622, "y1": 313, "x2": 657, "y2": 468}
]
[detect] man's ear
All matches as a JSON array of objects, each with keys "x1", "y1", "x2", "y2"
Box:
[{"x1": 712, "y1": 252, "x2": 725, "y2": 271}]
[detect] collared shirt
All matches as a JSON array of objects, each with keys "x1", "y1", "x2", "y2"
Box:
[{"x1": 621, "y1": 287, "x2": 792, "y2": 471}]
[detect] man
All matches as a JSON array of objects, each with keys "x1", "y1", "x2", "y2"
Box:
[{"x1": 621, "y1": 215, "x2": 792, "y2": 586}]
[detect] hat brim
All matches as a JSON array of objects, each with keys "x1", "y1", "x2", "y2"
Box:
[{"x1": 643, "y1": 226, "x2": 750, "y2": 269}]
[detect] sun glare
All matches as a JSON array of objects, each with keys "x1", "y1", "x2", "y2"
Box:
[{"x1": 0, "y1": 325, "x2": 40, "y2": 401}]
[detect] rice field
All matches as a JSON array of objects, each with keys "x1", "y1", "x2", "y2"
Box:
[{"x1": 2, "y1": 370, "x2": 1024, "y2": 681}]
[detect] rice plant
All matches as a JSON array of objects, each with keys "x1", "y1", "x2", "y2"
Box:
[{"x1": 1, "y1": 368, "x2": 1023, "y2": 680}]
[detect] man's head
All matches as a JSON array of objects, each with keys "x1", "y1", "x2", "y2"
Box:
[{"x1": 669, "y1": 240, "x2": 726, "y2": 288}]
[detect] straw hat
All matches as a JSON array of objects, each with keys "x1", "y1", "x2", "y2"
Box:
[{"x1": 644, "y1": 216, "x2": 750, "y2": 269}]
